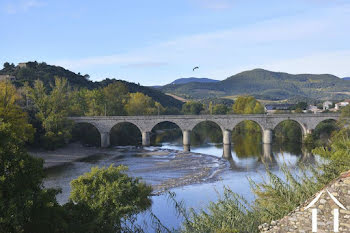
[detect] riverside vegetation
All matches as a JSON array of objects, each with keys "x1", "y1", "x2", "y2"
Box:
[{"x1": 0, "y1": 64, "x2": 343, "y2": 233}]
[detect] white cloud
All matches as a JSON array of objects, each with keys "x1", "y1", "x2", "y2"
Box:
[
  {"x1": 53, "y1": 3, "x2": 350, "y2": 82},
  {"x1": 4, "y1": 0, "x2": 46, "y2": 14}
]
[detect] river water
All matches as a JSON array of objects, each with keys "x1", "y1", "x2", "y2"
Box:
[{"x1": 43, "y1": 134, "x2": 318, "y2": 231}]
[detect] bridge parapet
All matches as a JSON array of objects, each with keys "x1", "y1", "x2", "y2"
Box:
[{"x1": 69, "y1": 113, "x2": 341, "y2": 148}]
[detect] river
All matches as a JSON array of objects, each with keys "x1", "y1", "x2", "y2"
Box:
[{"x1": 43, "y1": 131, "x2": 318, "y2": 231}]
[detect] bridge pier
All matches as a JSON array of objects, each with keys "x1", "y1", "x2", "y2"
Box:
[
  {"x1": 142, "y1": 131, "x2": 151, "y2": 146},
  {"x1": 223, "y1": 129, "x2": 232, "y2": 159},
  {"x1": 302, "y1": 129, "x2": 314, "y2": 142},
  {"x1": 263, "y1": 143, "x2": 272, "y2": 159},
  {"x1": 263, "y1": 129, "x2": 273, "y2": 144},
  {"x1": 100, "y1": 132, "x2": 110, "y2": 148},
  {"x1": 183, "y1": 130, "x2": 191, "y2": 152}
]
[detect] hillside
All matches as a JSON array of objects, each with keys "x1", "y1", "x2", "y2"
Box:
[
  {"x1": 0, "y1": 62, "x2": 183, "y2": 109},
  {"x1": 161, "y1": 69, "x2": 350, "y2": 101},
  {"x1": 170, "y1": 77, "x2": 219, "y2": 85}
]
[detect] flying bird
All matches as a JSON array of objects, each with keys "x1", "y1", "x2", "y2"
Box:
[{"x1": 193, "y1": 66, "x2": 199, "y2": 71}]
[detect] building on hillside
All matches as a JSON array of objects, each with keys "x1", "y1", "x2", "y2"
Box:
[
  {"x1": 265, "y1": 104, "x2": 294, "y2": 113},
  {"x1": 17, "y1": 62, "x2": 27, "y2": 68},
  {"x1": 0, "y1": 74, "x2": 16, "y2": 81},
  {"x1": 323, "y1": 101, "x2": 333, "y2": 110},
  {"x1": 335, "y1": 100, "x2": 350, "y2": 110},
  {"x1": 307, "y1": 105, "x2": 321, "y2": 114}
]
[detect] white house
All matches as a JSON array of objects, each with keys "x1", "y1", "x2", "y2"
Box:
[
  {"x1": 335, "y1": 100, "x2": 350, "y2": 110},
  {"x1": 323, "y1": 101, "x2": 333, "y2": 110},
  {"x1": 307, "y1": 105, "x2": 320, "y2": 114}
]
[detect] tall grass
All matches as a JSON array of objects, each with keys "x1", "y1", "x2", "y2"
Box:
[{"x1": 175, "y1": 127, "x2": 350, "y2": 233}]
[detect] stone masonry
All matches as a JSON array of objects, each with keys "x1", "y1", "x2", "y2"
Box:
[
  {"x1": 69, "y1": 114, "x2": 340, "y2": 148},
  {"x1": 260, "y1": 171, "x2": 350, "y2": 232}
]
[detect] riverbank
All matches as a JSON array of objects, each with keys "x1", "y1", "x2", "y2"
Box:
[
  {"x1": 29, "y1": 143, "x2": 119, "y2": 169},
  {"x1": 36, "y1": 143, "x2": 228, "y2": 198}
]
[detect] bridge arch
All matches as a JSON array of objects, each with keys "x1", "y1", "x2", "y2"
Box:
[
  {"x1": 313, "y1": 118, "x2": 338, "y2": 130},
  {"x1": 71, "y1": 122, "x2": 101, "y2": 147},
  {"x1": 312, "y1": 119, "x2": 338, "y2": 142},
  {"x1": 272, "y1": 118, "x2": 308, "y2": 136},
  {"x1": 150, "y1": 121, "x2": 183, "y2": 146},
  {"x1": 273, "y1": 119, "x2": 305, "y2": 143},
  {"x1": 191, "y1": 120, "x2": 223, "y2": 146},
  {"x1": 110, "y1": 121, "x2": 143, "y2": 134},
  {"x1": 110, "y1": 122, "x2": 142, "y2": 146},
  {"x1": 232, "y1": 119, "x2": 264, "y2": 133}
]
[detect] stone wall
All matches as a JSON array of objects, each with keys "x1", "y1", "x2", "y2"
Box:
[{"x1": 260, "y1": 171, "x2": 350, "y2": 232}]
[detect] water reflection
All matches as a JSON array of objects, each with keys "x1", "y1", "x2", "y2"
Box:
[
  {"x1": 152, "y1": 126, "x2": 310, "y2": 163},
  {"x1": 45, "y1": 128, "x2": 318, "y2": 232}
]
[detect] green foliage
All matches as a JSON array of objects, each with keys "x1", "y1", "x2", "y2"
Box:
[
  {"x1": 232, "y1": 96, "x2": 264, "y2": 114},
  {"x1": 182, "y1": 101, "x2": 204, "y2": 115},
  {"x1": 294, "y1": 102, "x2": 307, "y2": 110},
  {"x1": 180, "y1": 123, "x2": 350, "y2": 232},
  {"x1": 231, "y1": 97, "x2": 263, "y2": 137},
  {"x1": 0, "y1": 122, "x2": 65, "y2": 233},
  {"x1": 191, "y1": 121, "x2": 222, "y2": 145},
  {"x1": 212, "y1": 104, "x2": 229, "y2": 115},
  {"x1": 312, "y1": 127, "x2": 350, "y2": 177},
  {"x1": 110, "y1": 123, "x2": 142, "y2": 146},
  {"x1": 181, "y1": 189, "x2": 259, "y2": 233},
  {"x1": 125, "y1": 92, "x2": 163, "y2": 115},
  {"x1": 340, "y1": 105, "x2": 350, "y2": 126},
  {"x1": 0, "y1": 81, "x2": 35, "y2": 144},
  {"x1": 250, "y1": 166, "x2": 321, "y2": 223},
  {"x1": 1, "y1": 61, "x2": 94, "y2": 90},
  {"x1": 274, "y1": 120, "x2": 302, "y2": 143},
  {"x1": 71, "y1": 123, "x2": 101, "y2": 147},
  {"x1": 70, "y1": 165, "x2": 152, "y2": 232},
  {"x1": 232, "y1": 133, "x2": 262, "y2": 157},
  {"x1": 103, "y1": 82, "x2": 129, "y2": 115},
  {"x1": 0, "y1": 61, "x2": 183, "y2": 109},
  {"x1": 27, "y1": 78, "x2": 73, "y2": 149}
]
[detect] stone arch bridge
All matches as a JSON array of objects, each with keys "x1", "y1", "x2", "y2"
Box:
[{"x1": 69, "y1": 114, "x2": 340, "y2": 155}]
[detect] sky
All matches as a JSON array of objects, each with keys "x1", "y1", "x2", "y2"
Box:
[{"x1": 1, "y1": 0, "x2": 350, "y2": 85}]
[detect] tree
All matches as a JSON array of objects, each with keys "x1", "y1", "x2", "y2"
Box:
[
  {"x1": 27, "y1": 78, "x2": 73, "y2": 149},
  {"x1": 212, "y1": 104, "x2": 229, "y2": 115},
  {"x1": 102, "y1": 82, "x2": 129, "y2": 116},
  {"x1": 182, "y1": 101, "x2": 204, "y2": 115},
  {"x1": 0, "y1": 120, "x2": 65, "y2": 233},
  {"x1": 341, "y1": 105, "x2": 350, "y2": 119},
  {"x1": 295, "y1": 102, "x2": 308, "y2": 110},
  {"x1": 232, "y1": 96, "x2": 264, "y2": 134},
  {"x1": 0, "y1": 81, "x2": 34, "y2": 144},
  {"x1": 69, "y1": 165, "x2": 152, "y2": 232},
  {"x1": 125, "y1": 92, "x2": 163, "y2": 115},
  {"x1": 232, "y1": 96, "x2": 264, "y2": 114}
]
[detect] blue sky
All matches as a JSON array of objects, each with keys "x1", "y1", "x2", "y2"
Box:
[{"x1": 1, "y1": 0, "x2": 349, "y2": 85}]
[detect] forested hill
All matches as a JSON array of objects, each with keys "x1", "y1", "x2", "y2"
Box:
[
  {"x1": 160, "y1": 68, "x2": 350, "y2": 101},
  {"x1": 0, "y1": 61, "x2": 183, "y2": 108}
]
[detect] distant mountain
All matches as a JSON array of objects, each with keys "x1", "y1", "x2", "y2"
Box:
[
  {"x1": 343, "y1": 77, "x2": 350, "y2": 80},
  {"x1": 161, "y1": 68, "x2": 350, "y2": 101},
  {"x1": 0, "y1": 61, "x2": 183, "y2": 108},
  {"x1": 170, "y1": 77, "x2": 219, "y2": 85}
]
